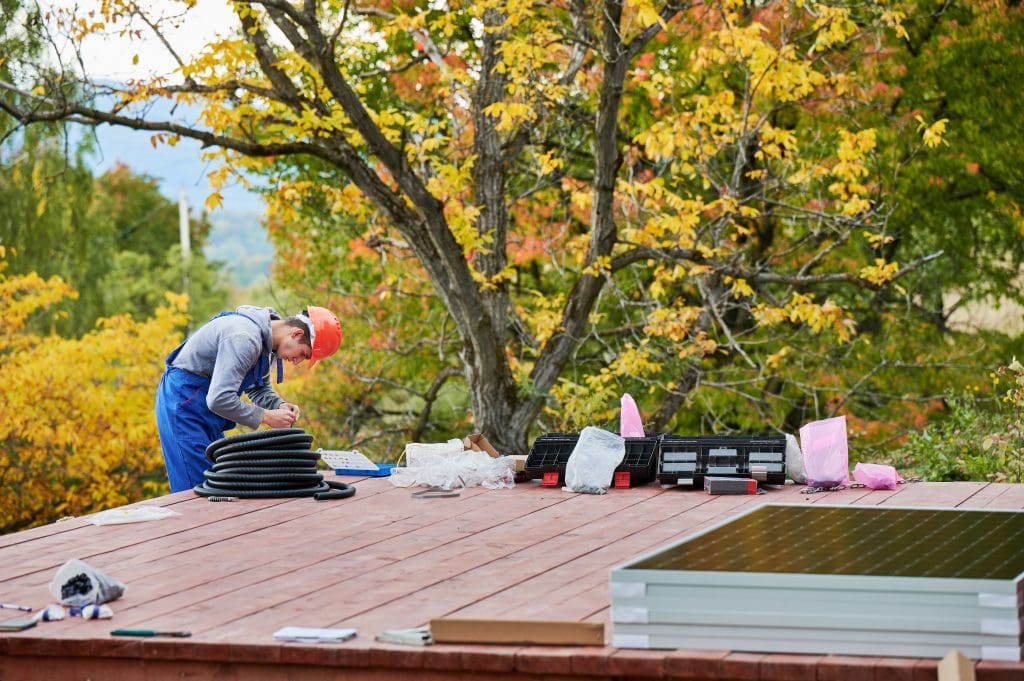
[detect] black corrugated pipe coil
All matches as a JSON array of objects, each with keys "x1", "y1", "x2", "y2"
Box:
[{"x1": 193, "y1": 428, "x2": 355, "y2": 501}]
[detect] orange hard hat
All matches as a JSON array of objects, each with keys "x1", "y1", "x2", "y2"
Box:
[{"x1": 305, "y1": 306, "x2": 342, "y2": 368}]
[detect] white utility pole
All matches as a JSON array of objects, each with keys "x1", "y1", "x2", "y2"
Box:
[
  {"x1": 178, "y1": 190, "x2": 192, "y2": 332},
  {"x1": 178, "y1": 190, "x2": 191, "y2": 297}
]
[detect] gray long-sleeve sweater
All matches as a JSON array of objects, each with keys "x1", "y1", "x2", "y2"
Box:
[{"x1": 170, "y1": 305, "x2": 285, "y2": 429}]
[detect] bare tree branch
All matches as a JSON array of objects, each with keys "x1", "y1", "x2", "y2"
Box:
[
  {"x1": 412, "y1": 367, "x2": 461, "y2": 441},
  {"x1": 625, "y1": 1, "x2": 689, "y2": 60},
  {"x1": 130, "y1": 4, "x2": 191, "y2": 78}
]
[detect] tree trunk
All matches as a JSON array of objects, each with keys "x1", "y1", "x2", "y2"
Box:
[{"x1": 510, "y1": 0, "x2": 630, "y2": 435}]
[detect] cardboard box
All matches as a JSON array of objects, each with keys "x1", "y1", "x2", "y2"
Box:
[
  {"x1": 429, "y1": 618, "x2": 604, "y2": 646},
  {"x1": 463, "y1": 433, "x2": 500, "y2": 457},
  {"x1": 464, "y1": 433, "x2": 526, "y2": 473}
]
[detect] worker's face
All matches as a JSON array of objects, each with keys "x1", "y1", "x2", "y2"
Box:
[{"x1": 278, "y1": 328, "x2": 313, "y2": 365}]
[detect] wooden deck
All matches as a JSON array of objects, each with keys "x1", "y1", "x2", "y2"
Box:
[{"x1": 2, "y1": 475, "x2": 1024, "y2": 680}]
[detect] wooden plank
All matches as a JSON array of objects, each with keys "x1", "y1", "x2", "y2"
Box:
[
  {"x1": 430, "y1": 618, "x2": 604, "y2": 646},
  {"x1": 965, "y1": 483, "x2": 1024, "y2": 509},
  {"x1": 10, "y1": 483, "x2": 554, "y2": 638},
  {"x1": 3, "y1": 479, "x2": 1024, "y2": 681},
  {"x1": 0, "y1": 491, "x2": 197, "y2": 551},
  {"x1": 880, "y1": 481, "x2": 990, "y2": 507},
  {"x1": 352, "y1": 485, "x2": 817, "y2": 633},
  {"x1": 0, "y1": 472, "x2": 379, "y2": 567},
  {"x1": 0, "y1": 475, "x2": 396, "y2": 582},
  {"x1": 938, "y1": 649, "x2": 976, "y2": 681},
  {"x1": 191, "y1": 485, "x2": 670, "y2": 642},
  {"x1": 0, "y1": 479, "x2": 438, "y2": 612},
  {"x1": 50, "y1": 482, "x2": 582, "y2": 638},
  {"x1": 0, "y1": 496, "x2": 297, "y2": 581},
  {"x1": 103, "y1": 485, "x2": 533, "y2": 617}
]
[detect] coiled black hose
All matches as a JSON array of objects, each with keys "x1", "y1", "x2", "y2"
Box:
[{"x1": 193, "y1": 428, "x2": 355, "y2": 501}]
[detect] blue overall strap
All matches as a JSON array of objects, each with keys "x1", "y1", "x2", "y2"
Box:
[{"x1": 211, "y1": 311, "x2": 284, "y2": 386}]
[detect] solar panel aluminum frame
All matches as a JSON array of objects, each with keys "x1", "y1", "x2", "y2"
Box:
[
  {"x1": 610, "y1": 600, "x2": 1021, "y2": 635},
  {"x1": 611, "y1": 568, "x2": 1020, "y2": 596},
  {"x1": 630, "y1": 582, "x2": 1018, "y2": 611},
  {"x1": 610, "y1": 592, "x2": 1020, "y2": 631},
  {"x1": 611, "y1": 621, "x2": 1021, "y2": 649},
  {"x1": 611, "y1": 626, "x2": 1022, "y2": 661}
]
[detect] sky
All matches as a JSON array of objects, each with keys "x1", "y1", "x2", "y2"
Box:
[
  {"x1": 41, "y1": 0, "x2": 237, "y2": 80},
  {"x1": 39, "y1": 1, "x2": 263, "y2": 215}
]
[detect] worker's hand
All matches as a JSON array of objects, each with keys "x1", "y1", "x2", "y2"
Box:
[
  {"x1": 283, "y1": 403, "x2": 301, "y2": 423},
  {"x1": 261, "y1": 407, "x2": 297, "y2": 428}
]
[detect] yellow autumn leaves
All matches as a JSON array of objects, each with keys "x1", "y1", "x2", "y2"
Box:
[{"x1": 0, "y1": 253, "x2": 188, "y2": 532}]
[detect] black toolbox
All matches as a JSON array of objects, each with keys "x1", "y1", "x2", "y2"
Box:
[
  {"x1": 523, "y1": 432, "x2": 578, "y2": 486},
  {"x1": 658, "y1": 435, "x2": 786, "y2": 487},
  {"x1": 524, "y1": 432, "x2": 661, "y2": 487},
  {"x1": 616, "y1": 436, "x2": 661, "y2": 486}
]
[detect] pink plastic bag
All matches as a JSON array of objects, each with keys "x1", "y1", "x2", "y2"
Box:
[
  {"x1": 620, "y1": 393, "x2": 645, "y2": 438},
  {"x1": 853, "y1": 462, "x2": 902, "y2": 490},
  {"x1": 799, "y1": 415, "x2": 850, "y2": 488}
]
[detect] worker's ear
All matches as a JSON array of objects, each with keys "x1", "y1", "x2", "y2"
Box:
[{"x1": 290, "y1": 326, "x2": 305, "y2": 342}]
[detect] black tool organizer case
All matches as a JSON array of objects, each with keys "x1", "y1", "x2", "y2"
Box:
[
  {"x1": 617, "y1": 436, "x2": 661, "y2": 486},
  {"x1": 658, "y1": 434, "x2": 786, "y2": 487},
  {"x1": 524, "y1": 432, "x2": 661, "y2": 487},
  {"x1": 523, "y1": 433, "x2": 578, "y2": 485}
]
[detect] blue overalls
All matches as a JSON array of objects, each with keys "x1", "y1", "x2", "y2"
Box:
[{"x1": 155, "y1": 312, "x2": 282, "y2": 492}]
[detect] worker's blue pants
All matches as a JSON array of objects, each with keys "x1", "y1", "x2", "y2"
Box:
[{"x1": 155, "y1": 366, "x2": 234, "y2": 493}]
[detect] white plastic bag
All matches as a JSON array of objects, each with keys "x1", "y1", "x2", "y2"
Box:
[
  {"x1": 784, "y1": 433, "x2": 806, "y2": 484},
  {"x1": 89, "y1": 506, "x2": 181, "y2": 526},
  {"x1": 390, "y1": 448, "x2": 515, "y2": 491},
  {"x1": 403, "y1": 439, "x2": 464, "y2": 467},
  {"x1": 49, "y1": 559, "x2": 126, "y2": 606},
  {"x1": 564, "y1": 427, "x2": 626, "y2": 495}
]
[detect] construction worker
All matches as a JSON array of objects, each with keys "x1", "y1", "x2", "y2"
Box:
[{"x1": 155, "y1": 305, "x2": 342, "y2": 492}]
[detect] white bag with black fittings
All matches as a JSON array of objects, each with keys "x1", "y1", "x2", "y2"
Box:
[{"x1": 563, "y1": 427, "x2": 626, "y2": 495}]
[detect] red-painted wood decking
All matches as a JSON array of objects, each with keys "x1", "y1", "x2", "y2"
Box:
[{"x1": 2, "y1": 476, "x2": 1024, "y2": 680}]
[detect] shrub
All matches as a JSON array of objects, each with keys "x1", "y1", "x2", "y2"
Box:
[
  {"x1": 899, "y1": 360, "x2": 1024, "y2": 482},
  {"x1": 0, "y1": 251, "x2": 188, "y2": 532}
]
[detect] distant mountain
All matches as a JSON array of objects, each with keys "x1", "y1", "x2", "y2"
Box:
[{"x1": 205, "y1": 210, "x2": 275, "y2": 288}]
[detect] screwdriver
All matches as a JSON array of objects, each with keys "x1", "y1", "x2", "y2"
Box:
[{"x1": 111, "y1": 629, "x2": 191, "y2": 637}]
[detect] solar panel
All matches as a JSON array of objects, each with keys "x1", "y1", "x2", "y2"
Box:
[
  {"x1": 624, "y1": 504, "x2": 1024, "y2": 580},
  {"x1": 610, "y1": 504, "x2": 1024, "y2": 661}
]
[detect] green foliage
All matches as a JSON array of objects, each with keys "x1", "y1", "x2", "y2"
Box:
[
  {"x1": 879, "y1": 0, "x2": 1024, "y2": 318},
  {"x1": 85, "y1": 164, "x2": 230, "y2": 326},
  {"x1": 266, "y1": 197, "x2": 471, "y2": 455},
  {"x1": 895, "y1": 359, "x2": 1024, "y2": 482},
  {"x1": 0, "y1": 129, "x2": 101, "y2": 333},
  {"x1": 0, "y1": 149, "x2": 228, "y2": 333},
  {"x1": 2, "y1": 0, "x2": 1023, "y2": 471}
]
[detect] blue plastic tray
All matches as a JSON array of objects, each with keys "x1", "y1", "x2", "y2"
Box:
[{"x1": 333, "y1": 463, "x2": 396, "y2": 477}]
